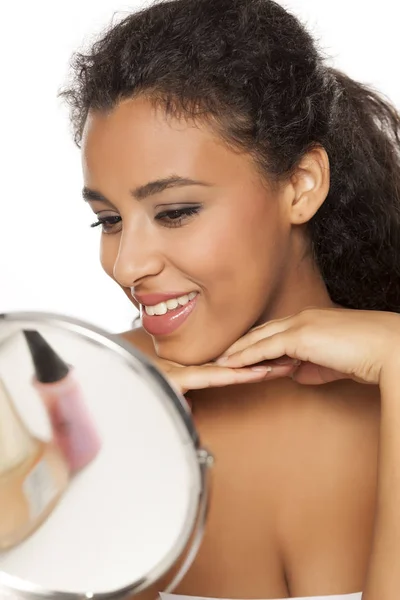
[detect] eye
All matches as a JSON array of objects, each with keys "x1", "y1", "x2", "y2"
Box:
[
  {"x1": 90, "y1": 214, "x2": 122, "y2": 234},
  {"x1": 155, "y1": 206, "x2": 201, "y2": 228}
]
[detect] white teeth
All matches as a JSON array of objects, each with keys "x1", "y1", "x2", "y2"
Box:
[
  {"x1": 153, "y1": 302, "x2": 168, "y2": 315},
  {"x1": 144, "y1": 292, "x2": 198, "y2": 316},
  {"x1": 166, "y1": 298, "x2": 179, "y2": 310}
]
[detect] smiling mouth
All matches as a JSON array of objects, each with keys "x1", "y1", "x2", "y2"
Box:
[
  {"x1": 140, "y1": 292, "x2": 199, "y2": 336},
  {"x1": 142, "y1": 291, "x2": 198, "y2": 316}
]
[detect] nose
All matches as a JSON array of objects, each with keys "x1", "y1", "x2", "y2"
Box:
[{"x1": 112, "y1": 227, "x2": 164, "y2": 288}]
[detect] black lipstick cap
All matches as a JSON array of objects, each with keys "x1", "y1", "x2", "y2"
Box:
[{"x1": 23, "y1": 330, "x2": 70, "y2": 384}]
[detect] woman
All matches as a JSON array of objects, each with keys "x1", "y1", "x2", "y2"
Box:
[{"x1": 60, "y1": 0, "x2": 400, "y2": 597}]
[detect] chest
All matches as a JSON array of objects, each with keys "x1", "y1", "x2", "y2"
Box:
[{"x1": 175, "y1": 381, "x2": 380, "y2": 598}]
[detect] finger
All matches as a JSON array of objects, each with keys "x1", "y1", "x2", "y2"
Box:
[
  {"x1": 220, "y1": 316, "x2": 294, "y2": 358},
  {"x1": 216, "y1": 331, "x2": 296, "y2": 368},
  {"x1": 291, "y1": 362, "x2": 350, "y2": 385},
  {"x1": 169, "y1": 363, "x2": 295, "y2": 394}
]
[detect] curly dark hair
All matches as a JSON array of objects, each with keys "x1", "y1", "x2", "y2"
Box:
[{"x1": 60, "y1": 0, "x2": 400, "y2": 312}]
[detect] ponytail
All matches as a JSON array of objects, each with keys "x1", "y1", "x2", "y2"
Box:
[{"x1": 309, "y1": 69, "x2": 400, "y2": 312}]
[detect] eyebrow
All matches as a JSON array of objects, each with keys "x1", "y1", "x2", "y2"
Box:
[{"x1": 82, "y1": 175, "x2": 211, "y2": 204}]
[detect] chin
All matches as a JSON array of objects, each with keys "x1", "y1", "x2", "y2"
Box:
[{"x1": 154, "y1": 337, "x2": 224, "y2": 366}]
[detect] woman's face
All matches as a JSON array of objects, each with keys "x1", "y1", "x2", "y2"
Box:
[{"x1": 82, "y1": 97, "x2": 317, "y2": 364}]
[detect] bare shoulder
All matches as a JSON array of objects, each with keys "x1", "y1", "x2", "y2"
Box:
[{"x1": 120, "y1": 327, "x2": 157, "y2": 360}]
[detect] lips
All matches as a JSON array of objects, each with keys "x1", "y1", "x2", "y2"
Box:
[{"x1": 138, "y1": 293, "x2": 199, "y2": 336}]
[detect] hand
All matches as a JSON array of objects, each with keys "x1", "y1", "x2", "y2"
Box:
[
  {"x1": 152, "y1": 356, "x2": 298, "y2": 395},
  {"x1": 216, "y1": 308, "x2": 400, "y2": 386}
]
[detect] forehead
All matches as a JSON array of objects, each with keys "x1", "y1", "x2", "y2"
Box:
[{"x1": 81, "y1": 97, "x2": 259, "y2": 188}]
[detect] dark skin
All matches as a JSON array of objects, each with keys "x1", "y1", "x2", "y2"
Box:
[
  {"x1": 123, "y1": 327, "x2": 380, "y2": 599},
  {"x1": 83, "y1": 98, "x2": 381, "y2": 598}
]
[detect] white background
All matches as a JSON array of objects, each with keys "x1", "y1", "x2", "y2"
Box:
[{"x1": 1, "y1": 0, "x2": 399, "y2": 333}]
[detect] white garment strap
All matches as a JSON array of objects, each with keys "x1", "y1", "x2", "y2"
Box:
[{"x1": 160, "y1": 592, "x2": 362, "y2": 600}]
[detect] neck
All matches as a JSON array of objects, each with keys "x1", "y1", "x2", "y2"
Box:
[{"x1": 259, "y1": 253, "x2": 335, "y2": 324}]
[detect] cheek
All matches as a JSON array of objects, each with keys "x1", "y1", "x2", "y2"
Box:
[{"x1": 177, "y1": 201, "x2": 283, "y2": 285}]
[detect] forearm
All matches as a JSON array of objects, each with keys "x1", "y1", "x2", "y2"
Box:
[{"x1": 363, "y1": 358, "x2": 400, "y2": 599}]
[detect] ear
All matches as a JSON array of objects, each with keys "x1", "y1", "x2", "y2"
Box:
[{"x1": 286, "y1": 146, "x2": 330, "y2": 225}]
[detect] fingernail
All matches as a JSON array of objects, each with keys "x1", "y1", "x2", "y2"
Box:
[
  {"x1": 251, "y1": 366, "x2": 273, "y2": 373},
  {"x1": 274, "y1": 356, "x2": 301, "y2": 366}
]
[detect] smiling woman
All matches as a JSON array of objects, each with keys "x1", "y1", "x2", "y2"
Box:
[{"x1": 59, "y1": 0, "x2": 400, "y2": 598}]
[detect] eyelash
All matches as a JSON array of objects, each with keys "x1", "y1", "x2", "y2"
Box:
[
  {"x1": 90, "y1": 206, "x2": 201, "y2": 233},
  {"x1": 155, "y1": 206, "x2": 201, "y2": 227},
  {"x1": 90, "y1": 215, "x2": 121, "y2": 234}
]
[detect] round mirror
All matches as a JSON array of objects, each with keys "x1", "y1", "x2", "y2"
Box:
[{"x1": 0, "y1": 312, "x2": 212, "y2": 599}]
